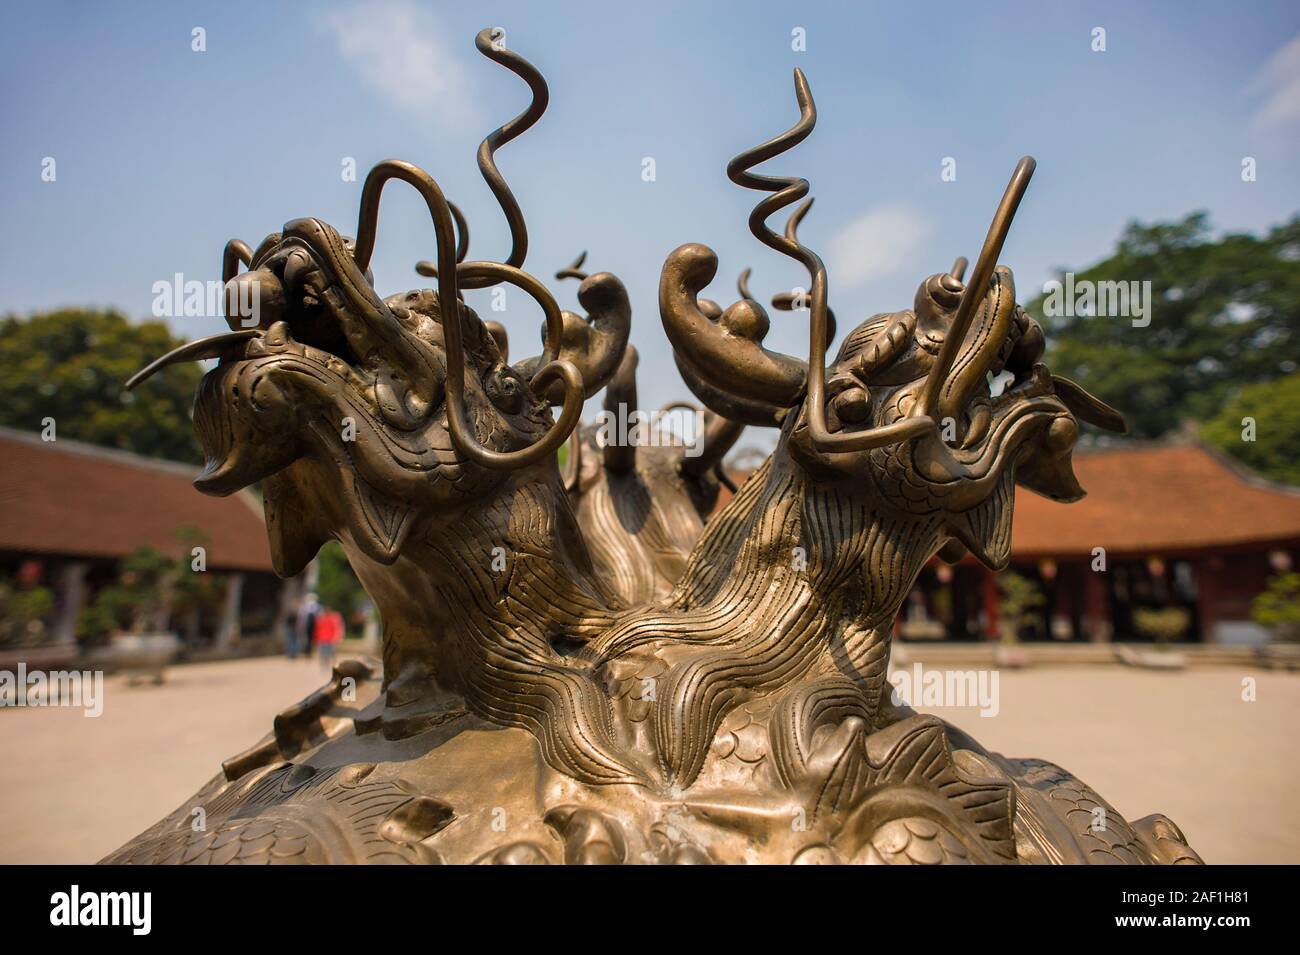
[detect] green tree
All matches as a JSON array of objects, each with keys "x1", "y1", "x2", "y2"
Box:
[
  {"x1": 0, "y1": 309, "x2": 203, "y2": 463},
  {"x1": 1201, "y1": 372, "x2": 1300, "y2": 484},
  {"x1": 1132, "y1": 606, "x2": 1191, "y2": 648},
  {"x1": 77, "y1": 545, "x2": 173, "y2": 641},
  {"x1": 996, "y1": 571, "x2": 1044, "y2": 644},
  {"x1": 1252, "y1": 572, "x2": 1300, "y2": 642},
  {"x1": 0, "y1": 576, "x2": 55, "y2": 647},
  {"x1": 316, "y1": 541, "x2": 367, "y2": 618},
  {"x1": 76, "y1": 528, "x2": 228, "y2": 643},
  {"x1": 1025, "y1": 213, "x2": 1300, "y2": 441},
  {"x1": 171, "y1": 526, "x2": 228, "y2": 638}
]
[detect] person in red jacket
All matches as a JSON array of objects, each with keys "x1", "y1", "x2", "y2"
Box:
[{"x1": 312, "y1": 608, "x2": 345, "y2": 668}]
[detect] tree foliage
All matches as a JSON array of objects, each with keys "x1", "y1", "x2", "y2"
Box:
[
  {"x1": 0, "y1": 309, "x2": 203, "y2": 463},
  {"x1": 77, "y1": 545, "x2": 174, "y2": 641},
  {"x1": 76, "y1": 527, "x2": 226, "y2": 643},
  {"x1": 316, "y1": 541, "x2": 368, "y2": 619},
  {"x1": 1025, "y1": 213, "x2": 1300, "y2": 442},
  {"x1": 0, "y1": 577, "x2": 55, "y2": 647},
  {"x1": 996, "y1": 570, "x2": 1044, "y2": 643},
  {"x1": 1252, "y1": 572, "x2": 1300, "y2": 641},
  {"x1": 1200, "y1": 371, "x2": 1300, "y2": 485},
  {"x1": 1132, "y1": 606, "x2": 1191, "y2": 647}
]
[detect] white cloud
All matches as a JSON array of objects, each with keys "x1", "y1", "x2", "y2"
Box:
[
  {"x1": 316, "y1": 0, "x2": 475, "y2": 125},
  {"x1": 826, "y1": 203, "x2": 930, "y2": 289},
  {"x1": 1250, "y1": 32, "x2": 1300, "y2": 132}
]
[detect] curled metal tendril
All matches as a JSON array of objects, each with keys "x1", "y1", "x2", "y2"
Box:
[
  {"x1": 414, "y1": 201, "x2": 469, "y2": 278},
  {"x1": 739, "y1": 198, "x2": 810, "y2": 302},
  {"x1": 727, "y1": 70, "x2": 1033, "y2": 453},
  {"x1": 726, "y1": 69, "x2": 820, "y2": 279},
  {"x1": 556, "y1": 251, "x2": 589, "y2": 282},
  {"x1": 414, "y1": 27, "x2": 545, "y2": 287},
  {"x1": 767, "y1": 197, "x2": 836, "y2": 343},
  {"x1": 784, "y1": 195, "x2": 812, "y2": 245},
  {"x1": 731, "y1": 199, "x2": 835, "y2": 339},
  {"x1": 223, "y1": 239, "x2": 253, "y2": 284},
  {"x1": 916, "y1": 157, "x2": 1036, "y2": 418},
  {"x1": 353, "y1": 159, "x2": 582, "y2": 470},
  {"x1": 736, "y1": 268, "x2": 753, "y2": 301},
  {"x1": 459, "y1": 26, "x2": 549, "y2": 289},
  {"x1": 727, "y1": 69, "x2": 921, "y2": 452},
  {"x1": 450, "y1": 201, "x2": 470, "y2": 264}
]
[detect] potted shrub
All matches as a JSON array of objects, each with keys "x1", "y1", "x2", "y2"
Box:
[
  {"x1": 1121, "y1": 606, "x2": 1189, "y2": 669},
  {"x1": 1251, "y1": 572, "x2": 1300, "y2": 670},
  {"x1": 0, "y1": 576, "x2": 54, "y2": 649},
  {"x1": 78, "y1": 546, "x2": 181, "y2": 683},
  {"x1": 994, "y1": 571, "x2": 1043, "y2": 668},
  {"x1": 1252, "y1": 572, "x2": 1300, "y2": 643}
]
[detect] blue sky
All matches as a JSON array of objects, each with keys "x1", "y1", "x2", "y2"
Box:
[{"x1": 3, "y1": 1, "x2": 1298, "y2": 438}]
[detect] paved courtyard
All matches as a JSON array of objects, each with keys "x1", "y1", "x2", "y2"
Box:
[
  {"x1": 916, "y1": 665, "x2": 1299, "y2": 865},
  {"x1": 0, "y1": 656, "x2": 332, "y2": 865},
  {"x1": 0, "y1": 656, "x2": 1295, "y2": 864}
]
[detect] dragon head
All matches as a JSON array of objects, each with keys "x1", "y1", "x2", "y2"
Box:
[
  {"x1": 129, "y1": 166, "x2": 629, "y2": 577},
  {"x1": 660, "y1": 71, "x2": 1125, "y2": 570},
  {"x1": 128, "y1": 32, "x2": 632, "y2": 579}
]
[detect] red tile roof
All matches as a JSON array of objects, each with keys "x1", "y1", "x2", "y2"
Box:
[
  {"x1": 718, "y1": 443, "x2": 1300, "y2": 560},
  {"x1": 7, "y1": 429, "x2": 1289, "y2": 575},
  {"x1": 1010, "y1": 443, "x2": 1300, "y2": 559},
  {"x1": 0, "y1": 427, "x2": 274, "y2": 572}
]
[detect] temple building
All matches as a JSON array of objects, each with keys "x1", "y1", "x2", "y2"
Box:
[
  {"x1": 722, "y1": 442, "x2": 1300, "y2": 644},
  {"x1": 6, "y1": 426, "x2": 1296, "y2": 654},
  {"x1": 0, "y1": 426, "x2": 289, "y2": 658}
]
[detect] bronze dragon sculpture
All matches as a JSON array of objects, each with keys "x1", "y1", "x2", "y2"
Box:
[
  {"x1": 406, "y1": 30, "x2": 743, "y2": 607},
  {"x1": 553, "y1": 251, "x2": 744, "y2": 605},
  {"x1": 554, "y1": 203, "x2": 835, "y2": 605},
  {"x1": 107, "y1": 31, "x2": 1200, "y2": 865}
]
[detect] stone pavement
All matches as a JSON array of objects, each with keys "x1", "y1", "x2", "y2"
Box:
[
  {"x1": 0, "y1": 655, "x2": 334, "y2": 865},
  {"x1": 0, "y1": 656, "x2": 1294, "y2": 864},
  {"x1": 917, "y1": 665, "x2": 1299, "y2": 864}
]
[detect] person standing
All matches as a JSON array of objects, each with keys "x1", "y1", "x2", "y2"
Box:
[
  {"x1": 314, "y1": 606, "x2": 344, "y2": 669},
  {"x1": 294, "y1": 592, "x2": 321, "y2": 661}
]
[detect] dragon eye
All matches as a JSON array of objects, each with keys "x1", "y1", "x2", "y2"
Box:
[
  {"x1": 486, "y1": 366, "x2": 526, "y2": 414},
  {"x1": 831, "y1": 386, "x2": 870, "y2": 424}
]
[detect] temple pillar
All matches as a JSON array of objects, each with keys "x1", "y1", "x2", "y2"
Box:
[
  {"x1": 982, "y1": 569, "x2": 999, "y2": 641},
  {"x1": 1083, "y1": 567, "x2": 1112, "y2": 643},
  {"x1": 215, "y1": 572, "x2": 245, "y2": 651},
  {"x1": 273, "y1": 575, "x2": 304, "y2": 651},
  {"x1": 51, "y1": 561, "x2": 89, "y2": 645},
  {"x1": 360, "y1": 601, "x2": 381, "y2": 655},
  {"x1": 1196, "y1": 556, "x2": 1221, "y2": 643}
]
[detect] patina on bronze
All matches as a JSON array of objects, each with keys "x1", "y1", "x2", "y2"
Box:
[
  {"x1": 109, "y1": 32, "x2": 1199, "y2": 865},
  {"x1": 554, "y1": 252, "x2": 745, "y2": 605},
  {"x1": 401, "y1": 29, "x2": 744, "y2": 605},
  {"x1": 427, "y1": 236, "x2": 742, "y2": 607}
]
